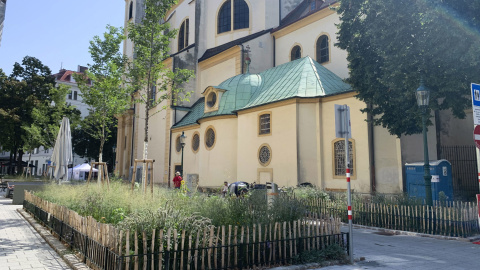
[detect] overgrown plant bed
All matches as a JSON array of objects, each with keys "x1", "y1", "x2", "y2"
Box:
[
  {"x1": 26, "y1": 184, "x2": 348, "y2": 269},
  {"x1": 34, "y1": 182, "x2": 311, "y2": 229}
]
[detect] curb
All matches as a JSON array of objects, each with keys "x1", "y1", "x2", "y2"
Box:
[
  {"x1": 18, "y1": 208, "x2": 90, "y2": 270},
  {"x1": 347, "y1": 223, "x2": 480, "y2": 242}
]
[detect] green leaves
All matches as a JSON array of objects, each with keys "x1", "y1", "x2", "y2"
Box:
[
  {"x1": 336, "y1": 0, "x2": 480, "y2": 137},
  {"x1": 73, "y1": 25, "x2": 130, "y2": 162},
  {"x1": 125, "y1": 0, "x2": 194, "y2": 151}
]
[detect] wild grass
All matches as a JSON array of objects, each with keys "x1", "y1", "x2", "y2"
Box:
[{"x1": 35, "y1": 182, "x2": 308, "y2": 232}]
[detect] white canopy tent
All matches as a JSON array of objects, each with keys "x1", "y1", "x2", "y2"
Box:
[{"x1": 67, "y1": 163, "x2": 98, "y2": 180}]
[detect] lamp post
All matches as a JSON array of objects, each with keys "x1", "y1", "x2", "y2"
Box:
[
  {"x1": 416, "y1": 78, "x2": 433, "y2": 206},
  {"x1": 180, "y1": 132, "x2": 186, "y2": 176}
]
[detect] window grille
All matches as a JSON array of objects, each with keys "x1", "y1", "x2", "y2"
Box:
[
  {"x1": 259, "y1": 114, "x2": 270, "y2": 135},
  {"x1": 178, "y1": 19, "x2": 189, "y2": 51},
  {"x1": 192, "y1": 133, "x2": 200, "y2": 152},
  {"x1": 334, "y1": 140, "x2": 354, "y2": 176},
  {"x1": 316, "y1": 35, "x2": 329, "y2": 63},
  {"x1": 259, "y1": 145, "x2": 271, "y2": 165},
  {"x1": 234, "y1": 0, "x2": 249, "y2": 30},
  {"x1": 291, "y1": 45, "x2": 301, "y2": 61},
  {"x1": 206, "y1": 128, "x2": 215, "y2": 148},
  {"x1": 218, "y1": 1, "x2": 231, "y2": 34}
]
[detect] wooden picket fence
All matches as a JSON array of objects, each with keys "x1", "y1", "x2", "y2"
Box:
[
  {"x1": 24, "y1": 191, "x2": 346, "y2": 270},
  {"x1": 300, "y1": 197, "x2": 479, "y2": 238}
]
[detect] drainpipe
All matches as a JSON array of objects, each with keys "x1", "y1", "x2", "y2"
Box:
[
  {"x1": 273, "y1": 36, "x2": 276, "y2": 67},
  {"x1": 238, "y1": 44, "x2": 245, "y2": 74},
  {"x1": 278, "y1": 0, "x2": 282, "y2": 24},
  {"x1": 131, "y1": 104, "x2": 135, "y2": 168},
  {"x1": 367, "y1": 104, "x2": 376, "y2": 193}
]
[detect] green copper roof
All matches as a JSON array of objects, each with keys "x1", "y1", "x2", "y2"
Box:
[{"x1": 173, "y1": 56, "x2": 352, "y2": 128}]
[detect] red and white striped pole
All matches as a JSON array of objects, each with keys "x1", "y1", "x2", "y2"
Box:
[
  {"x1": 344, "y1": 104, "x2": 353, "y2": 264},
  {"x1": 347, "y1": 168, "x2": 352, "y2": 221}
]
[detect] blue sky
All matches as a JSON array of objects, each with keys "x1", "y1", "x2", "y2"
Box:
[{"x1": 0, "y1": 0, "x2": 125, "y2": 75}]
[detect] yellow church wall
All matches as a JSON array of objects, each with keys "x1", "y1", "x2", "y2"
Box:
[
  {"x1": 145, "y1": 100, "x2": 170, "y2": 184},
  {"x1": 373, "y1": 125, "x2": 404, "y2": 193},
  {"x1": 297, "y1": 102, "x2": 321, "y2": 186},
  {"x1": 320, "y1": 96, "x2": 372, "y2": 193},
  {"x1": 237, "y1": 103, "x2": 298, "y2": 187},
  {"x1": 199, "y1": 53, "x2": 239, "y2": 95},
  {"x1": 171, "y1": 117, "x2": 238, "y2": 187},
  {"x1": 273, "y1": 12, "x2": 349, "y2": 79}
]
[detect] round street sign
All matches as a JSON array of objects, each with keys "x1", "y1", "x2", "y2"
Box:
[{"x1": 474, "y1": 125, "x2": 480, "y2": 149}]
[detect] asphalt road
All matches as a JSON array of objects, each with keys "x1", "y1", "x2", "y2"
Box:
[{"x1": 317, "y1": 227, "x2": 480, "y2": 270}]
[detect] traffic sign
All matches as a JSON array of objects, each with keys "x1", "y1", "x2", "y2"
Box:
[
  {"x1": 471, "y1": 83, "x2": 480, "y2": 125},
  {"x1": 474, "y1": 125, "x2": 480, "y2": 149}
]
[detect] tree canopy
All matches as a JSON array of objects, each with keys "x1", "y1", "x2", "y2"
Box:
[
  {"x1": 73, "y1": 25, "x2": 130, "y2": 166},
  {"x1": 336, "y1": 0, "x2": 480, "y2": 137},
  {"x1": 126, "y1": 0, "x2": 194, "y2": 189},
  {"x1": 0, "y1": 56, "x2": 79, "y2": 172}
]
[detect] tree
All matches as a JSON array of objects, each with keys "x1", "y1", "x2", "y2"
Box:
[
  {"x1": 73, "y1": 25, "x2": 131, "y2": 178},
  {"x1": 72, "y1": 116, "x2": 117, "y2": 173},
  {"x1": 126, "y1": 0, "x2": 194, "y2": 190},
  {"x1": 336, "y1": 0, "x2": 480, "y2": 137},
  {"x1": 22, "y1": 84, "x2": 81, "y2": 174},
  {"x1": 0, "y1": 56, "x2": 74, "y2": 174}
]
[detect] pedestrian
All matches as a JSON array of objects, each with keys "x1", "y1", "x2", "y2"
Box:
[
  {"x1": 222, "y1": 181, "x2": 228, "y2": 197},
  {"x1": 173, "y1": 171, "x2": 182, "y2": 189}
]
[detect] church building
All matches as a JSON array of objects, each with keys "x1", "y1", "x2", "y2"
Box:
[{"x1": 116, "y1": 0, "x2": 475, "y2": 196}]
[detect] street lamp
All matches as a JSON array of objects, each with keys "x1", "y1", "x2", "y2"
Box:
[
  {"x1": 416, "y1": 78, "x2": 433, "y2": 206},
  {"x1": 180, "y1": 132, "x2": 186, "y2": 176}
]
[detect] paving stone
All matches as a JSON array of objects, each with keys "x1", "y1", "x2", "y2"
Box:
[{"x1": 0, "y1": 196, "x2": 71, "y2": 270}]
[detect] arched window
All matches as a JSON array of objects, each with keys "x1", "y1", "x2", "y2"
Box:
[
  {"x1": 218, "y1": 1, "x2": 231, "y2": 34},
  {"x1": 333, "y1": 139, "x2": 355, "y2": 178},
  {"x1": 316, "y1": 35, "x2": 329, "y2": 64},
  {"x1": 129, "y1": 1, "x2": 133, "y2": 20},
  {"x1": 234, "y1": 0, "x2": 249, "y2": 30},
  {"x1": 291, "y1": 45, "x2": 301, "y2": 61},
  {"x1": 218, "y1": 0, "x2": 249, "y2": 34},
  {"x1": 178, "y1": 19, "x2": 189, "y2": 51}
]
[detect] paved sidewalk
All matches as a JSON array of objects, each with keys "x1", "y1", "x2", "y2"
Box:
[
  {"x1": 317, "y1": 227, "x2": 480, "y2": 270},
  {"x1": 0, "y1": 194, "x2": 71, "y2": 270}
]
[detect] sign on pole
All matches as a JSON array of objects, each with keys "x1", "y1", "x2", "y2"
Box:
[
  {"x1": 471, "y1": 83, "x2": 480, "y2": 125},
  {"x1": 335, "y1": 104, "x2": 353, "y2": 264},
  {"x1": 474, "y1": 126, "x2": 480, "y2": 150},
  {"x1": 335, "y1": 104, "x2": 352, "y2": 139}
]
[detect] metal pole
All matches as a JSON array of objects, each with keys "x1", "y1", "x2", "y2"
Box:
[
  {"x1": 181, "y1": 146, "x2": 184, "y2": 177},
  {"x1": 422, "y1": 111, "x2": 433, "y2": 206},
  {"x1": 344, "y1": 105, "x2": 353, "y2": 264}
]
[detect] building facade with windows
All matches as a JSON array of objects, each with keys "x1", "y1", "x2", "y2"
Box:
[
  {"x1": 19, "y1": 67, "x2": 91, "y2": 176},
  {"x1": 117, "y1": 0, "x2": 474, "y2": 195}
]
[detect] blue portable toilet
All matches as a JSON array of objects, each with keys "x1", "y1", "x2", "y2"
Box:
[{"x1": 405, "y1": 159, "x2": 453, "y2": 201}]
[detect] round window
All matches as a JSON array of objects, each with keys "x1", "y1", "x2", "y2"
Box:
[
  {"x1": 258, "y1": 145, "x2": 271, "y2": 166},
  {"x1": 207, "y1": 92, "x2": 217, "y2": 108},
  {"x1": 205, "y1": 128, "x2": 215, "y2": 148},
  {"x1": 175, "y1": 136, "x2": 181, "y2": 152},
  {"x1": 192, "y1": 133, "x2": 200, "y2": 152}
]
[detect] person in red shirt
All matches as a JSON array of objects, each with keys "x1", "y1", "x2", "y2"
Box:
[{"x1": 172, "y1": 171, "x2": 182, "y2": 189}]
